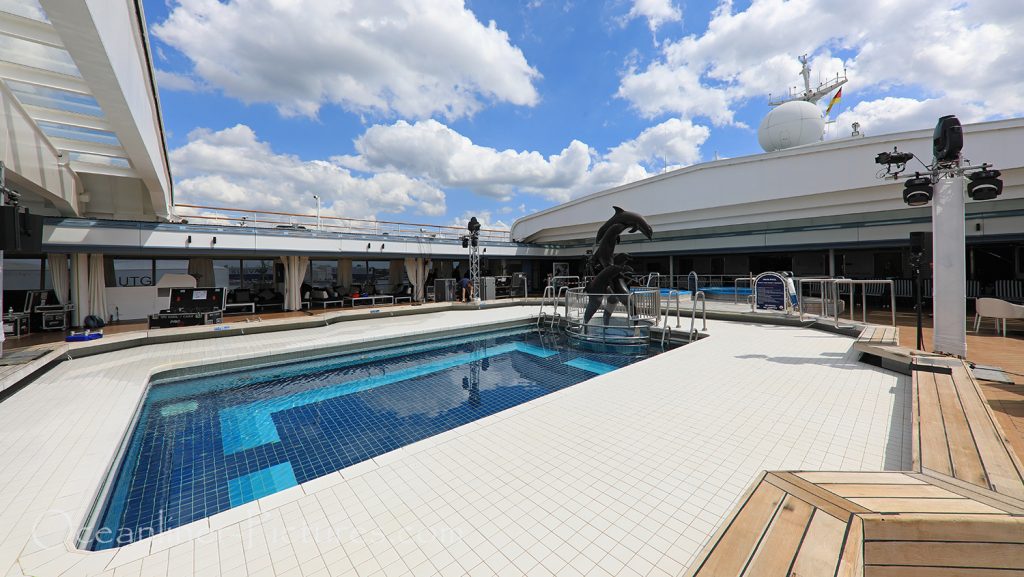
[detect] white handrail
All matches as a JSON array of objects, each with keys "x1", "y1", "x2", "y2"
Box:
[{"x1": 690, "y1": 290, "x2": 707, "y2": 339}]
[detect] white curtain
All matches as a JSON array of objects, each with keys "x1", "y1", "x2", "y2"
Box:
[
  {"x1": 404, "y1": 257, "x2": 429, "y2": 302},
  {"x1": 187, "y1": 257, "x2": 216, "y2": 287},
  {"x1": 280, "y1": 255, "x2": 309, "y2": 311},
  {"x1": 337, "y1": 258, "x2": 352, "y2": 290},
  {"x1": 48, "y1": 254, "x2": 69, "y2": 305},
  {"x1": 88, "y1": 253, "x2": 107, "y2": 320}
]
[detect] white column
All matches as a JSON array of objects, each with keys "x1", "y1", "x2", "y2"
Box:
[{"x1": 931, "y1": 175, "x2": 967, "y2": 357}]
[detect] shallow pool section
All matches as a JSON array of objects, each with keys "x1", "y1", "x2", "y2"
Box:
[{"x1": 89, "y1": 326, "x2": 668, "y2": 549}]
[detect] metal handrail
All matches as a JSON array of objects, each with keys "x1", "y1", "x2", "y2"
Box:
[
  {"x1": 690, "y1": 290, "x2": 707, "y2": 339},
  {"x1": 795, "y1": 278, "x2": 895, "y2": 327},
  {"x1": 733, "y1": 276, "x2": 754, "y2": 304},
  {"x1": 645, "y1": 273, "x2": 661, "y2": 287},
  {"x1": 173, "y1": 203, "x2": 512, "y2": 241},
  {"x1": 833, "y1": 279, "x2": 896, "y2": 327},
  {"x1": 660, "y1": 289, "x2": 683, "y2": 347},
  {"x1": 797, "y1": 278, "x2": 836, "y2": 320},
  {"x1": 555, "y1": 285, "x2": 571, "y2": 329}
]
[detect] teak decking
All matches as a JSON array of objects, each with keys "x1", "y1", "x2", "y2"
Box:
[{"x1": 687, "y1": 327, "x2": 1024, "y2": 577}]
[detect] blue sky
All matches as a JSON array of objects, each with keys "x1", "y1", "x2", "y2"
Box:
[{"x1": 144, "y1": 0, "x2": 1022, "y2": 230}]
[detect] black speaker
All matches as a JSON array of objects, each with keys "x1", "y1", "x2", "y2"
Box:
[
  {"x1": 0, "y1": 206, "x2": 43, "y2": 253},
  {"x1": 933, "y1": 115, "x2": 963, "y2": 163}
]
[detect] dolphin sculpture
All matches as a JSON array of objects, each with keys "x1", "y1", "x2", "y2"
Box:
[
  {"x1": 582, "y1": 264, "x2": 632, "y2": 325},
  {"x1": 590, "y1": 222, "x2": 629, "y2": 270},
  {"x1": 595, "y1": 206, "x2": 653, "y2": 244},
  {"x1": 581, "y1": 206, "x2": 653, "y2": 327}
]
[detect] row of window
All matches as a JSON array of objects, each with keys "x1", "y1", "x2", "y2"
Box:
[{"x1": 1, "y1": 257, "x2": 406, "y2": 292}]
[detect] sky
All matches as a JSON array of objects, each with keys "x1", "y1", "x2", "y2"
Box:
[{"x1": 144, "y1": 0, "x2": 1024, "y2": 231}]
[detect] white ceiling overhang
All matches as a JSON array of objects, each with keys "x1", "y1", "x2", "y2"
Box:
[{"x1": 0, "y1": 1, "x2": 171, "y2": 219}]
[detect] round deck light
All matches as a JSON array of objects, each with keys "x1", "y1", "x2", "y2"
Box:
[
  {"x1": 903, "y1": 174, "x2": 933, "y2": 206},
  {"x1": 967, "y1": 168, "x2": 1002, "y2": 201}
]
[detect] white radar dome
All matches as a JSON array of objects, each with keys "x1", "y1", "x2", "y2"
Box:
[{"x1": 757, "y1": 100, "x2": 824, "y2": 152}]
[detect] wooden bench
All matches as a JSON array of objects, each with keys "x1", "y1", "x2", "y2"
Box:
[
  {"x1": 687, "y1": 325, "x2": 1024, "y2": 576},
  {"x1": 687, "y1": 470, "x2": 1024, "y2": 577},
  {"x1": 913, "y1": 356, "x2": 1024, "y2": 500}
]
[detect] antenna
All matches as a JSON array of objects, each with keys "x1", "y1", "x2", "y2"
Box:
[{"x1": 769, "y1": 54, "x2": 847, "y2": 106}]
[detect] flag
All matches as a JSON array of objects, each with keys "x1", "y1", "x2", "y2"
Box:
[{"x1": 825, "y1": 87, "x2": 843, "y2": 116}]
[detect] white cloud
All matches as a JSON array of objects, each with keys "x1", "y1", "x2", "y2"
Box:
[
  {"x1": 451, "y1": 210, "x2": 510, "y2": 231},
  {"x1": 170, "y1": 124, "x2": 446, "y2": 220},
  {"x1": 152, "y1": 0, "x2": 540, "y2": 119},
  {"x1": 618, "y1": 0, "x2": 1024, "y2": 132},
  {"x1": 337, "y1": 117, "x2": 710, "y2": 202},
  {"x1": 832, "y1": 97, "x2": 987, "y2": 137},
  {"x1": 624, "y1": 0, "x2": 682, "y2": 39},
  {"x1": 155, "y1": 69, "x2": 202, "y2": 92}
]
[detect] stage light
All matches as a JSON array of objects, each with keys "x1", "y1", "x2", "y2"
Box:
[
  {"x1": 467, "y1": 216, "x2": 481, "y2": 235},
  {"x1": 461, "y1": 236, "x2": 469, "y2": 248},
  {"x1": 875, "y1": 149, "x2": 914, "y2": 166},
  {"x1": 903, "y1": 174, "x2": 933, "y2": 206},
  {"x1": 967, "y1": 168, "x2": 1002, "y2": 201},
  {"x1": 933, "y1": 115, "x2": 963, "y2": 163}
]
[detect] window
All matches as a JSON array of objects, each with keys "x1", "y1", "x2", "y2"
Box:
[
  {"x1": 112, "y1": 259, "x2": 154, "y2": 287},
  {"x1": 154, "y1": 260, "x2": 189, "y2": 285},
  {"x1": 310, "y1": 261, "x2": 337, "y2": 286},
  {"x1": 214, "y1": 260, "x2": 243, "y2": 290},
  {"x1": 2, "y1": 258, "x2": 43, "y2": 291},
  {"x1": 242, "y1": 259, "x2": 275, "y2": 289}
]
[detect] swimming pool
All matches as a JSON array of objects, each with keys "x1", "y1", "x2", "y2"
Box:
[
  {"x1": 632, "y1": 286, "x2": 752, "y2": 298},
  {"x1": 87, "y1": 326, "x2": 669, "y2": 549}
]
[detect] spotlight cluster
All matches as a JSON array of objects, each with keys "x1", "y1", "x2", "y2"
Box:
[{"x1": 873, "y1": 115, "x2": 1002, "y2": 207}]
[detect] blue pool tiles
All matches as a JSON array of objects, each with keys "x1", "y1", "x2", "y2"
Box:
[{"x1": 90, "y1": 327, "x2": 667, "y2": 549}]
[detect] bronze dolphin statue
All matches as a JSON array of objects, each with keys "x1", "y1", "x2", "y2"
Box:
[{"x1": 595, "y1": 206, "x2": 653, "y2": 244}]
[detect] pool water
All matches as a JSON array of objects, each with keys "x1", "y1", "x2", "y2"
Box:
[{"x1": 89, "y1": 326, "x2": 668, "y2": 549}]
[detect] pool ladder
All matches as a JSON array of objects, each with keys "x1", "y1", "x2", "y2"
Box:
[
  {"x1": 537, "y1": 284, "x2": 571, "y2": 330},
  {"x1": 660, "y1": 290, "x2": 706, "y2": 346}
]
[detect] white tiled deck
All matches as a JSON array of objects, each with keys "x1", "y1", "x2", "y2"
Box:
[{"x1": 0, "y1": 307, "x2": 910, "y2": 577}]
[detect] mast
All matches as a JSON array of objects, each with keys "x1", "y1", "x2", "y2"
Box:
[{"x1": 768, "y1": 54, "x2": 847, "y2": 106}]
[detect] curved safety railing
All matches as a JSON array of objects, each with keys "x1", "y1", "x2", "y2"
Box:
[{"x1": 563, "y1": 287, "x2": 660, "y2": 346}]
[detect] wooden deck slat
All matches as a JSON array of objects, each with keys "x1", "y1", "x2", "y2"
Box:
[
  {"x1": 911, "y1": 471, "x2": 1024, "y2": 515},
  {"x1": 835, "y1": 515, "x2": 864, "y2": 577},
  {"x1": 861, "y1": 513, "x2": 1024, "y2": 543},
  {"x1": 795, "y1": 472, "x2": 924, "y2": 485},
  {"x1": 788, "y1": 509, "x2": 847, "y2": 577},
  {"x1": 766, "y1": 472, "x2": 867, "y2": 520},
  {"x1": 948, "y1": 364, "x2": 1024, "y2": 499},
  {"x1": 917, "y1": 370, "x2": 954, "y2": 476},
  {"x1": 741, "y1": 494, "x2": 814, "y2": 577},
  {"x1": 863, "y1": 541, "x2": 1024, "y2": 570},
  {"x1": 865, "y1": 567, "x2": 1024, "y2": 577},
  {"x1": 933, "y1": 370, "x2": 989, "y2": 487},
  {"x1": 693, "y1": 481, "x2": 785, "y2": 577},
  {"x1": 848, "y1": 497, "x2": 1003, "y2": 514},
  {"x1": 820, "y1": 483, "x2": 961, "y2": 499}
]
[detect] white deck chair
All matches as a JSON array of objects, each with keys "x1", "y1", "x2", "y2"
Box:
[{"x1": 974, "y1": 297, "x2": 1017, "y2": 337}]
